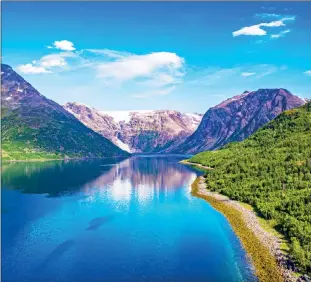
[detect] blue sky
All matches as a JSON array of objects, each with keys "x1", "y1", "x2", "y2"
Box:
[{"x1": 2, "y1": 1, "x2": 311, "y2": 113}]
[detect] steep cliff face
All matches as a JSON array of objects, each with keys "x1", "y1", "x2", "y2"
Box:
[
  {"x1": 170, "y1": 89, "x2": 306, "y2": 154},
  {"x1": 63, "y1": 103, "x2": 202, "y2": 153},
  {"x1": 1, "y1": 64, "x2": 129, "y2": 160}
]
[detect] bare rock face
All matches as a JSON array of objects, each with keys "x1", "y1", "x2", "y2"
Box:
[
  {"x1": 169, "y1": 89, "x2": 306, "y2": 154},
  {"x1": 63, "y1": 103, "x2": 202, "y2": 153}
]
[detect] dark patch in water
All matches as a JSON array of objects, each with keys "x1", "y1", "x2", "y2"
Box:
[
  {"x1": 38, "y1": 240, "x2": 75, "y2": 269},
  {"x1": 86, "y1": 216, "x2": 114, "y2": 231}
]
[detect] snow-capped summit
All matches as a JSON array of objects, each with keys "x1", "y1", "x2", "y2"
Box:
[{"x1": 63, "y1": 103, "x2": 203, "y2": 153}]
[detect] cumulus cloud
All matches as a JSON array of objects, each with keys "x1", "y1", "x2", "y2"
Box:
[
  {"x1": 233, "y1": 17, "x2": 295, "y2": 37},
  {"x1": 17, "y1": 51, "x2": 79, "y2": 74},
  {"x1": 47, "y1": 40, "x2": 76, "y2": 51},
  {"x1": 96, "y1": 51, "x2": 184, "y2": 81},
  {"x1": 17, "y1": 63, "x2": 51, "y2": 74},
  {"x1": 304, "y1": 70, "x2": 311, "y2": 76}
]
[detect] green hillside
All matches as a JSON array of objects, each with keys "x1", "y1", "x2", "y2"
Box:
[
  {"x1": 189, "y1": 102, "x2": 311, "y2": 273},
  {"x1": 1, "y1": 104, "x2": 129, "y2": 161},
  {"x1": 1, "y1": 64, "x2": 129, "y2": 161}
]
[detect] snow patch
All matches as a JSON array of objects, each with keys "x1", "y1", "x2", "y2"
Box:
[
  {"x1": 115, "y1": 139, "x2": 132, "y2": 153},
  {"x1": 100, "y1": 110, "x2": 153, "y2": 123},
  {"x1": 185, "y1": 113, "x2": 202, "y2": 120}
]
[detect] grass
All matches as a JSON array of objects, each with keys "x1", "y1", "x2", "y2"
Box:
[{"x1": 191, "y1": 177, "x2": 284, "y2": 282}]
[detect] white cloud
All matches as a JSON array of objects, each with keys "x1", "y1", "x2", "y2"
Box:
[
  {"x1": 48, "y1": 40, "x2": 76, "y2": 51},
  {"x1": 241, "y1": 72, "x2": 256, "y2": 77},
  {"x1": 96, "y1": 51, "x2": 184, "y2": 81},
  {"x1": 271, "y1": 29, "x2": 291, "y2": 39},
  {"x1": 304, "y1": 70, "x2": 311, "y2": 76},
  {"x1": 233, "y1": 25, "x2": 267, "y2": 36},
  {"x1": 233, "y1": 17, "x2": 295, "y2": 37},
  {"x1": 62, "y1": 48, "x2": 185, "y2": 97},
  {"x1": 40, "y1": 54, "x2": 67, "y2": 67},
  {"x1": 40, "y1": 52, "x2": 77, "y2": 67},
  {"x1": 17, "y1": 63, "x2": 51, "y2": 74},
  {"x1": 17, "y1": 51, "x2": 79, "y2": 75}
]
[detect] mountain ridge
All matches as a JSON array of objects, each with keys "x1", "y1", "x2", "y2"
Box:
[
  {"x1": 169, "y1": 88, "x2": 306, "y2": 154},
  {"x1": 1, "y1": 64, "x2": 129, "y2": 161}
]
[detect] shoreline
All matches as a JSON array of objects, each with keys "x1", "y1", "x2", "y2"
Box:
[
  {"x1": 1, "y1": 155, "x2": 129, "y2": 164},
  {"x1": 191, "y1": 175, "x2": 300, "y2": 282},
  {"x1": 179, "y1": 160, "x2": 213, "y2": 170}
]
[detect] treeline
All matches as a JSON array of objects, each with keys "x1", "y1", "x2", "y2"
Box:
[{"x1": 189, "y1": 102, "x2": 311, "y2": 274}]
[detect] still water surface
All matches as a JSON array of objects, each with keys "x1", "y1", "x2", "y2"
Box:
[{"x1": 2, "y1": 155, "x2": 257, "y2": 282}]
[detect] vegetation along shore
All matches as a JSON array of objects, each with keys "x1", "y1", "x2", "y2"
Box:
[
  {"x1": 191, "y1": 175, "x2": 300, "y2": 282},
  {"x1": 185, "y1": 102, "x2": 311, "y2": 282}
]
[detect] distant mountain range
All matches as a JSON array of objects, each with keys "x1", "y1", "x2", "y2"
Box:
[
  {"x1": 64, "y1": 102, "x2": 202, "y2": 153},
  {"x1": 66, "y1": 89, "x2": 305, "y2": 155},
  {"x1": 0, "y1": 63, "x2": 307, "y2": 160},
  {"x1": 1, "y1": 64, "x2": 129, "y2": 161}
]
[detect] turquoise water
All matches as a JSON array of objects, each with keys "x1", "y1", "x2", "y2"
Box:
[{"x1": 2, "y1": 155, "x2": 257, "y2": 282}]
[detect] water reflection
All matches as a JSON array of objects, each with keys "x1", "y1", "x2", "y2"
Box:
[
  {"x1": 2, "y1": 156, "x2": 199, "y2": 204},
  {"x1": 1, "y1": 157, "x2": 126, "y2": 196},
  {"x1": 81, "y1": 156, "x2": 199, "y2": 208}
]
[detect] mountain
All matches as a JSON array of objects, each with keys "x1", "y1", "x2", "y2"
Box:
[
  {"x1": 1, "y1": 64, "x2": 129, "y2": 161},
  {"x1": 63, "y1": 102, "x2": 203, "y2": 153},
  {"x1": 170, "y1": 89, "x2": 305, "y2": 154},
  {"x1": 189, "y1": 102, "x2": 311, "y2": 275}
]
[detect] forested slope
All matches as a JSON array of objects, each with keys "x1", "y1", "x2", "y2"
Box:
[{"x1": 189, "y1": 102, "x2": 311, "y2": 273}]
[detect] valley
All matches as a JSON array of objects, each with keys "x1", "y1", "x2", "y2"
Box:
[{"x1": 1, "y1": 64, "x2": 310, "y2": 281}]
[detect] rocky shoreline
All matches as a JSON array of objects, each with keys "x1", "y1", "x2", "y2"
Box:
[{"x1": 194, "y1": 176, "x2": 310, "y2": 282}]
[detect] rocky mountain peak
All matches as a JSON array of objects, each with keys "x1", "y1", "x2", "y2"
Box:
[
  {"x1": 1, "y1": 63, "x2": 46, "y2": 110},
  {"x1": 169, "y1": 88, "x2": 306, "y2": 154}
]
